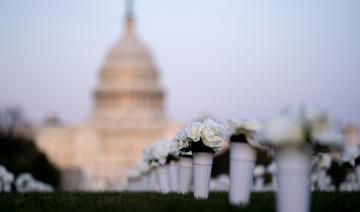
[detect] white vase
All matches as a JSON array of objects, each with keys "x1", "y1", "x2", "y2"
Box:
[
  {"x1": 156, "y1": 166, "x2": 170, "y2": 193},
  {"x1": 149, "y1": 169, "x2": 158, "y2": 192},
  {"x1": 128, "y1": 178, "x2": 138, "y2": 192},
  {"x1": 3, "y1": 183, "x2": 11, "y2": 192},
  {"x1": 134, "y1": 178, "x2": 141, "y2": 192},
  {"x1": 276, "y1": 148, "x2": 311, "y2": 212},
  {"x1": 140, "y1": 174, "x2": 149, "y2": 191},
  {"x1": 167, "y1": 162, "x2": 178, "y2": 192},
  {"x1": 138, "y1": 176, "x2": 145, "y2": 191},
  {"x1": 178, "y1": 156, "x2": 193, "y2": 194},
  {"x1": 229, "y1": 143, "x2": 256, "y2": 206},
  {"x1": 355, "y1": 165, "x2": 360, "y2": 188},
  {"x1": 193, "y1": 152, "x2": 214, "y2": 199},
  {"x1": 271, "y1": 174, "x2": 278, "y2": 191},
  {"x1": 144, "y1": 172, "x2": 151, "y2": 191},
  {"x1": 317, "y1": 169, "x2": 327, "y2": 190},
  {"x1": 254, "y1": 177, "x2": 264, "y2": 191}
]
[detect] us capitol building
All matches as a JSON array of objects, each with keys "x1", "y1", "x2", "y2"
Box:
[{"x1": 34, "y1": 3, "x2": 179, "y2": 190}]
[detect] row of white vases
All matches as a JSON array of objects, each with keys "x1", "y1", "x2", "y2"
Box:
[
  {"x1": 155, "y1": 153, "x2": 214, "y2": 199},
  {"x1": 127, "y1": 146, "x2": 310, "y2": 210},
  {"x1": 230, "y1": 142, "x2": 311, "y2": 212},
  {"x1": 128, "y1": 150, "x2": 268, "y2": 199},
  {"x1": 126, "y1": 145, "x2": 360, "y2": 212},
  {"x1": 126, "y1": 156, "x2": 194, "y2": 193},
  {"x1": 154, "y1": 156, "x2": 194, "y2": 194}
]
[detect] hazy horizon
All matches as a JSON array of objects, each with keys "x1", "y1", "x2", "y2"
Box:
[{"x1": 1, "y1": 0, "x2": 359, "y2": 126}]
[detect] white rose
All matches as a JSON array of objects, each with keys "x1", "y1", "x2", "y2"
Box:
[
  {"x1": 313, "y1": 127, "x2": 346, "y2": 149},
  {"x1": 149, "y1": 160, "x2": 159, "y2": 168},
  {"x1": 253, "y1": 165, "x2": 265, "y2": 176},
  {"x1": 152, "y1": 140, "x2": 170, "y2": 165},
  {"x1": 2, "y1": 172, "x2": 14, "y2": 183},
  {"x1": 261, "y1": 114, "x2": 305, "y2": 147},
  {"x1": 184, "y1": 121, "x2": 203, "y2": 142},
  {"x1": 315, "y1": 153, "x2": 332, "y2": 169},
  {"x1": 201, "y1": 119, "x2": 224, "y2": 150},
  {"x1": 341, "y1": 145, "x2": 360, "y2": 166},
  {"x1": 302, "y1": 104, "x2": 329, "y2": 133},
  {"x1": 282, "y1": 104, "x2": 330, "y2": 137},
  {"x1": 180, "y1": 151, "x2": 193, "y2": 156},
  {"x1": 229, "y1": 118, "x2": 260, "y2": 136},
  {"x1": 169, "y1": 139, "x2": 179, "y2": 155},
  {"x1": 267, "y1": 162, "x2": 277, "y2": 174},
  {"x1": 138, "y1": 161, "x2": 150, "y2": 174},
  {"x1": 228, "y1": 118, "x2": 261, "y2": 147},
  {"x1": 142, "y1": 146, "x2": 153, "y2": 162},
  {"x1": 15, "y1": 173, "x2": 34, "y2": 192},
  {"x1": 173, "y1": 129, "x2": 190, "y2": 151}
]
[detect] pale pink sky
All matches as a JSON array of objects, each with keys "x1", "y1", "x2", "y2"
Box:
[{"x1": 0, "y1": 0, "x2": 359, "y2": 125}]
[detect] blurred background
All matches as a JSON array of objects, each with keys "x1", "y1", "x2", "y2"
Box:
[{"x1": 0, "y1": 0, "x2": 359, "y2": 191}]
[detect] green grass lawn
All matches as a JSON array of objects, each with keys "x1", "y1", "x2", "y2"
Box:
[{"x1": 0, "y1": 192, "x2": 359, "y2": 212}]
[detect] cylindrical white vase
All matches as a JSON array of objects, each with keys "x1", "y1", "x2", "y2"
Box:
[
  {"x1": 178, "y1": 156, "x2": 193, "y2": 194},
  {"x1": 272, "y1": 174, "x2": 278, "y2": 191},
  {"x1": 317, "y1": 169, "x2": 327, "y2": 191},
  {"x1": 133, "y1": 178, "x2": 141, "y2": 192},
  {"x1": 143, "y1": 173, "x2": 150, "y2": 191},
  {"x1": 355, "y1": 165, "x2": 360, "y2": 188},
  {"x1": 254, "y1": 177, "x2": 264, "y2": 191},
  {"x1": 128, "y1": 179, "x2": 138, "y2": 192},
  {"x1": 138, "y1": 176, "x2": 144, "y2": 191},
  {"x1": 3, "y1": 183, "x2": 11, "y2": 192},
  {"x1": 276, "y1": 149, "x2": 310, "y2": 212},
  {"x1": 229, "y1": 143, "x2": 256, "y2": 206},
  {"x1": 156, "y1": 166, "x2": 170, "y2": 193},
  {"x1": 193, "y1": 152, "x2": 214, "y2": 199},
  {"x1": 149, "y1": 169, "x2": 158, "y2": 192},
  {"x1": 140, "y1": 174, "x2": 148, "y2": 191},
  {"x1": 167, "y1": 162, "x2": 178, "y2": 192}
]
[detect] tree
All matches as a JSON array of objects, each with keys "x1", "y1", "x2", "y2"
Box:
[{"x1": 0, "y1": 107, "x2": 60, "y2": 189}]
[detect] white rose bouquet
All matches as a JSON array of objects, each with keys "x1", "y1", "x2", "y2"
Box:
[
  {"x1": 168, "y1": 139, "x2": 180, "y2": 161},
  {"x1": 0, "y1": 166, "x2": 14, "y2": 192},
  {"x1": 181, "y1": 119, "x2": 224, "y2": 153},
  {"x1": 313, "y1": 153, "x2": 332, "y2": 170},
  {"x1": 227, "y1": 118, "x2": 261, "y2": 205},
  {"x1": 152, "y1": 140, "x2": 179, "y2": 165},
  {"x1": 340, "y1": 145, "x2": 360, "y2": 167},
  {"x1": 177, "y1": 118, "x2": 224, "y2": 199},
  {"x1": 15, "y1": 173, "x2": 53, "y2": 192},
  {"x1": 151, "y1": 141, "x2": 171, "y2": 165},
  {"x1": 341, "y1": 145, "x2": 360, "y2": 190},
  {"x1": 151, "y1": 140, "x2": 178, "y2": 194},
  {"x1": 138, "y1": 161, "x2": 150, "y2": 174},
  {"x1": 260, "y1": 104, "x2": 346, "y2": 151},
  {"x1": 173, "y1": 129, "x2": 193, "y2": 194},
  {"x1": 173, "y1": 130, "x2": 192, "y2": 155},
  {"x1": 142, "y1": 145, "x2": 159, "y2": 168},
  {"x1": 228, "y1": 118, "x2": 261, "y2": 147},
  {"x1": 259, "y1": 104, "x2": 347, "y2": 212}
]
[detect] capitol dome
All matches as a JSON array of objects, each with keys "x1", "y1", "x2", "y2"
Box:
[
  {"x1": 96, "y1": 13, "x2": 162, "y2": 92},
  {"x1": 91, "y1": 3, "x2": 166, "y2": 126}
]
